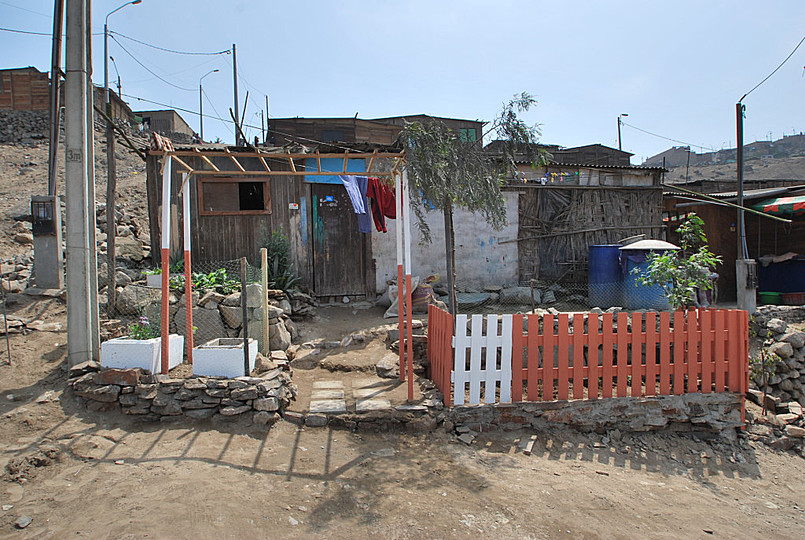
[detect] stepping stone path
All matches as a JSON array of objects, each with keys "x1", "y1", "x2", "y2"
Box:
[
  {"x1": 309, "y1": 381, "x2": 347, "y2": 414},
  {"x1": 353, "y1": 380, "x2": 392, "y2": 412},
  {"x1": 307, "y1": 378, "x2": 394, "y2": 415}
]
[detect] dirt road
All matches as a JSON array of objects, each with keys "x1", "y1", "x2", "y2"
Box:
[{"x1": 1, "y1": 300, "x2": 805, "y2": 539}]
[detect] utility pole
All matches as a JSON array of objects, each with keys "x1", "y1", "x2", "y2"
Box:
[
  {"x1": 265, "y1": 94, "x2": 269, "y2": 143},
  {"x1": 32, "y1": 0, "x2": 65, "y2": 291},
  {"x1": 86, "y1": 0, "x2": 99, "y2": 357},
  {"x1": 735, "y1": 100, "x2": 756, "y2": 312},
  {"x1": 617, "y1": 113, "x2": 629, "y2": 151},
  {"x1": 65, "y1": 0, "x2": 95, "y2": 366},
  {"x1": 232, "y1": 43, "x2": 239, "y2": 145}
]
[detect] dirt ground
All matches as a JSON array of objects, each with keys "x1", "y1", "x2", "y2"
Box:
[
  {"x1": 2, "y1": 138, "x2": 805, "y2": 537},
  {"x1": 1, "y1": 296, "x2": 805, "y2": 539}
]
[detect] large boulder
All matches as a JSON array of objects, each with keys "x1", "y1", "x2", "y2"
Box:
[
  {"x1": 175, "y1": 306, "x2": 226, "y2": 342},
  {"x1": 116, "y1": 284, "x2": 160, "y2": 314},
  {"x1": 115, "y1": 236, "x2": 145, "y2": 262}
]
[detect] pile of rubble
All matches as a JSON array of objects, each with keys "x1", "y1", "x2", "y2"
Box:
[
  {"x1": 67, "y1": 360, "x2": 297, "y2": 425},
  {"x1": 0, "y1": 110, "x2": 49, "y2": 143}
]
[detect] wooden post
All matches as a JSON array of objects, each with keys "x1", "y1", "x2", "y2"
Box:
[
  {"x1": 443, "y1": 196, "x2": 456, "y2": 316},
  {"x1": 160, "y1": 156, "x2": 172, "y2": 374},
  {"x1": 182, "y1": 174, "x2": 194, "y2": 364},
  {"x1": 241, "y1": 257, "x2": 250, "y2": 376},
  {"x1": 261, "y1": 247, "x2": 269, "y2": 355},
  {"x1": 402, "y1": 169, "x2": 414, "y2": 401},
  {"x1": 106, "y1": 103, "x2": 117, "y2": 318},
  {"x1": 395, "y1": 171, "x2": 405, "y2": 381}
]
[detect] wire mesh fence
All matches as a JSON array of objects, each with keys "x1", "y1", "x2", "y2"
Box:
[{"x1": 101, "y1": 256, "x2": 266, "y2": 358}]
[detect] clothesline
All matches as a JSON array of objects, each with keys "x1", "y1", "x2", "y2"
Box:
[{"x1": 340, "y1": 174, "x2": 397, "y2": 234}]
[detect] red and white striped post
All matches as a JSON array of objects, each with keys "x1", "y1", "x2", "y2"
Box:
[
  {"x1": 159, "y1": 155, "x2": 172, "y2": 374},
  {"x1": 182, "y1": 173, "x2": 194, "y2": 364},
  {"x1": 395, "y1": 170, "x2": 405, "y2": 382},
  {"x1": 402, "y1": 168, "x2": 414, "y2": 401}
]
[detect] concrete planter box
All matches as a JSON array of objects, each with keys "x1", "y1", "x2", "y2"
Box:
[
  {"x1": 144, "y1": 273, "x2": 180, "y2": 288},
  {"x1": 100, "y1": 334, "x2": 184, "y2": 373},
  {"x1": 192, "y1": 338, "x2": 257, "y2": 378}
]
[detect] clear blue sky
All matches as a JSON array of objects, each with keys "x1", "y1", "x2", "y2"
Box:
[{"x1": 2, "y1": 0, "x2": 804, "y2": 163}]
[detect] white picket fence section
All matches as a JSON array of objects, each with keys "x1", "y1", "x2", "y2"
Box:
[{"x1": 451, "y1": 314, "x2": 513, "y2": 405}]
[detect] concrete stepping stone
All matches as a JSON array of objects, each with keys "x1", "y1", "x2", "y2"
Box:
[
  {"x1": 356, "y1": 398, "x2": 392, "y2": 412},
  {"x1": 313, "y1": 380, "x2": 344, "y2": 390},
  {"x1": 311, "y1": 389, "x2": 345, "y2": 400},
  {"x1": 353, "y1": 388, "x2": 387, "y2": 399},
  {"x1": 309, "y1": 399, "x2": 347, "y2": 414}
]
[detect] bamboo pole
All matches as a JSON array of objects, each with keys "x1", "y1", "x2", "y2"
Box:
[{"x1": 182, "y1": 173, "x2": 194, "y2": 364}]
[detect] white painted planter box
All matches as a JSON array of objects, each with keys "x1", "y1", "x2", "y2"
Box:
[
  {"x1": 192, "y1": 338, "x2": 257, "y2": 378},
  {"x1": 144, "y1": 274, "x2": 180, "y2": 288},
  {"x1": 100, "y1": 334, "x2": 184, "y2": 373}
]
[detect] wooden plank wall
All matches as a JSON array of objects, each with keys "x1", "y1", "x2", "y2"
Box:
[
  {"x1": 0, "y1": 69, "x2": 50, "y2": 111},
  {"x1": 147, "y1": 154, "x2": 314, "y2": 287},
  {"x1": 515, "y1": 186, "x2": 664, "y2": 283}
]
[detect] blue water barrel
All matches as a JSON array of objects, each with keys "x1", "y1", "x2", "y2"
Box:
[
  {"x1": 588, "y1": 245, "x2": 623, "y2": 308},
  {"x1": 620, "y1": 240, "x2": 679, "y2": 311}
]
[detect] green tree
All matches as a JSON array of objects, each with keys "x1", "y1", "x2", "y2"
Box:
[
  {"x1": 635, "y1": 213, "x2": 721, "y2": 311},
  {"x1": 400, "y1": 93, "x2": 547, "y2": 313}
]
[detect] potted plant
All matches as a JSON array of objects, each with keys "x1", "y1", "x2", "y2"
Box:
[
  {"x1": 100, "y1": 316, "x2": 184, "y2": 373},
  {"x1": 193, "y1": 338, "x2": 257, "y2": 378}
]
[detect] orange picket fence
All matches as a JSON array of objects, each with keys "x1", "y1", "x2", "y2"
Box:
[{"x1": 426, "y1": 305, "x2": 749, "y2": 413}]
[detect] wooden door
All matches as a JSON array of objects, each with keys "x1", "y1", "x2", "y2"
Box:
[{"x1": 311, "y1": 183, "x2": 366, "y2": 297}]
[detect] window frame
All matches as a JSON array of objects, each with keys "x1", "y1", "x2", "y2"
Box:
[{"x1": 197, "y1": 176, "x2": 272, "y2": 216}]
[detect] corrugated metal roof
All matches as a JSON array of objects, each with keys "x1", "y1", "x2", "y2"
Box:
[
  {"x1": 511, "y1": 158, "x2": 666, "y2": 171},
  {"x1": 664, "y1": 185, "x2": 805, "y2": 201}
]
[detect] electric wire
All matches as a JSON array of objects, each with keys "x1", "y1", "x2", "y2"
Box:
[
  {"x1": 109, "y1": 30, "x2": 230, "y2": 57},
  {"x1": 741, "y1": 33, "x2": 805, "y2": 102},
  {"x1": 110, "y1": 35, "x2": 196, "y2": 92},
  {"x1": 620, "y1": 121, "x2": 714, "y2": 152},
  {"x1": 0, "y1": 1, "x2": 50, "y2": 18}
]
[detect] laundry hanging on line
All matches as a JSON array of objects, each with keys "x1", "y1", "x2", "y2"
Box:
[
  {"x1": 339, "y1": 175, "x2": 372, "y2": 233},
  {"x1": 339, "y1": 175, "x2": 397, "y2": 234}
]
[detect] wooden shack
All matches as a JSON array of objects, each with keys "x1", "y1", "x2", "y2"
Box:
[
  {"x1": 505, "y1": 161, "x2": 665, "y2": 283},
  {"x1": 145, "y1": 143, "x2": 403, "y2": 301}
]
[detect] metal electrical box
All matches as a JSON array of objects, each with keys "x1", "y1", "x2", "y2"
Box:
[{"x1": 31, "y1": 196, "x2": 58, "y2": 235}]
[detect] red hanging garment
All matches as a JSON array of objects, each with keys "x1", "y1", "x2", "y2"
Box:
[{"x1": 367, "y1": 177, "x2": 396, "y2": 233}]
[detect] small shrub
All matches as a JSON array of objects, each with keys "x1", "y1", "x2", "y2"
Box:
[{"x1": 127, "y1": 316, "x2": 156, "y2": 340}]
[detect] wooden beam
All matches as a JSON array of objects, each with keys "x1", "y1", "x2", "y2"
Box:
[
  {"x1": 366, "y1": 149, "x2": 378, "y2": 174},
  {"x1": 149, "y1": 150, "x2": 405, "y2": 160},
  {"x1": 343, "y1": 150, "x2": 349, "y2": 173},
  {"x1": 257, "y1": 155, "x2": 271, "y2": 172},
  {"x1": 286, "y1": 149, "x2": 297, "y2": 173},
  {"x1": 192, "y1": 169, "x2": 395, "y2": 177},
  {"x1": 193, "y1": 147, "x2": 220, "y2": 172},
  {"x1": 172, "y1": 156, "x2": 194, "y2": 173},
  {"x1": 225, "y1": 148, "x2": 246, "y2": 172},
  {"x1": 315, "y1": 150, "x2": 321, "y2": 174}
]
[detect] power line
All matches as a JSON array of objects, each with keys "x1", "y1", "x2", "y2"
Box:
[
  {"x1": 741, "y1": 33, "x2": 805, "y2": 102},
  {"x1": 620, "y1": 121, "x2": 714, "y2": 152},
  {"x1": 110, "y1": 35, "x2": 195, "y2": 92},
  {"x1": 0, "y1": 1, "x2": 49, "y2": 18},
  {"x1": 0, "y1": 26, "x2": 50, "y2": 36},
  {"x1": 109, "y1": 30, "x2": 231, "y2": 57}
]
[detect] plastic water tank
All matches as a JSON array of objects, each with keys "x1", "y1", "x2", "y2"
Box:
[
  {"x1": 588, "y1": 245, "x2": 623, "y2": 308},
  {"x1": 619, "y1": 240, "x2": 680, "y2": 311}
]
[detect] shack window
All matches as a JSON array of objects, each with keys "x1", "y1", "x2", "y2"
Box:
[
  {"x1": 199, "y1": 178, "x2": 271, "y2": 215},
  {"x1": 459, "y1": 128, "x2": 477, "y2": 142}
]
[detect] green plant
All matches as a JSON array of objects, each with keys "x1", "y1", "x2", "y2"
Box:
[
  {"x1": 143, "y1": 268, "x2": 161, "y2": 276},
  {"x1": 750, "y1": 340, "x2": 779, "y2": 416},
  {"x1": 169, "y1": 268, "x2": 241, "y2": 294},
  {"x1": 126, "y1": 316, "x2": 157, "y2": 340},
  {"x1": 264, "y1": 231, "x2": 302, "y2": 292},
  {"x1": 634, "y1": 213, "x2": 721, "y2": 311}
]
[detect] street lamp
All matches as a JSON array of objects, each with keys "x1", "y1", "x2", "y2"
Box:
[
  {"x1": 617, "y1": 113, "x2": 629, "y2": 151},
  {"x1": 103, "y1": 0, "x2": 141, "y2": 319},
  {"x1": 199, "y1": 69, "x2": 219, "y2": 142},
  {"x1": 105, "y1": 1, "x2": 141, "y2": 106},
  {"x1": 109, "y1": 56, "x2": 121, "y2": 97}
]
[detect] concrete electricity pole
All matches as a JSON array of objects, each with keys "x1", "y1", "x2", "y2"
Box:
[
  {"x1": 65, "y1": 0, "x2": 98, "y2": 366},
  {"x1": 232, "y1": 43, "x2": 239, "y2": 145}
]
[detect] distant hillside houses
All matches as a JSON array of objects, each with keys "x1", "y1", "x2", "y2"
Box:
[{"x1": 644, "y1": 133, "x2": 805, "y2": 168}]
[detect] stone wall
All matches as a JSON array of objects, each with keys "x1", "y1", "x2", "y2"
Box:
[
  {"x1": 448, "y1": 393, "x2": 744, "y2": 438},
  {"x1": 751, "y1": 315, "x2": 805, "y2": 404},
  {"x1": 68, "y1": 362, "x2": 297, "y2": 425}
]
